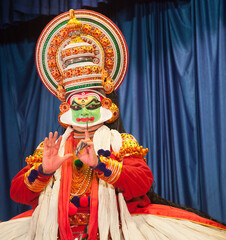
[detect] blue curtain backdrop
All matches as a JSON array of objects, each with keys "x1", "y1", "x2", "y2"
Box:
[
  {"x1": 0, "y1": 0, "x2": 226, "y2": 223},
  {"x1": 0, "y1": 0, "x2": 108, "y2": 28}
]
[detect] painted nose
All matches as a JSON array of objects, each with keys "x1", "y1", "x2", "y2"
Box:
[{"x1": 81, "y1": 106, "x2": 89, "y2": 116}]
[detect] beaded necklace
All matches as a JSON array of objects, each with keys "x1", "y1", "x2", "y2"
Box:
[
  {"x1": 70, "y1": 160, "x2": 93, "y2": 197},
  {"x1": 70, "y1": 133, "x2": 93, "y2": 198}
]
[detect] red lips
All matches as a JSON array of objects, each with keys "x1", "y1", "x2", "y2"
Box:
[{"x1": 76, "y1": 117, "x2": 95, "y2": 122}]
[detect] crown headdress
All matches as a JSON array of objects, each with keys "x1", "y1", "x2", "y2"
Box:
[{"x1": 36, "y1": 9, "x2": 128, "y2": 102}]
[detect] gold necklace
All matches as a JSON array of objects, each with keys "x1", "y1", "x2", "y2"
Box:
[{"x1": 70, "y1": 157, "x2": 93, "y2": 198}]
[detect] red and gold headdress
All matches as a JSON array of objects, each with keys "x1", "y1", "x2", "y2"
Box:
[{"x1": 36, "y1": 9, "x2": 128, "y2": 127}]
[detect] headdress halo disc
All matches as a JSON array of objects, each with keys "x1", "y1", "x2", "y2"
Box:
[{"x1": 35, "y1": 9, "x2": 129, "y2": 98}]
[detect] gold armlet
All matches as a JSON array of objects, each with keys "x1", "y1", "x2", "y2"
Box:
[
  {"x1": 116, "y1": 146, "x2": 149, "y2": 162},
  {"x1": 24, "y1": 164, "x2": 52, "y2": 192},
  {"x1": 96, "y1": 156, "x2": 123, "y2": 185}
]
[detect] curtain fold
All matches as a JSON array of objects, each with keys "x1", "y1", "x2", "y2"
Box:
[
  {"x1": 116, "y1": 0, "x2": 226, "y2": 223},
  {"x1": 0, "y1": 0, "x2": 109, "y2": 28},
  {"x1": 1, "y1": 0, "x2": 226, "y2": 224},
  {"x1": 0, "y1": 21, "x2": 62, "y2": 219}
]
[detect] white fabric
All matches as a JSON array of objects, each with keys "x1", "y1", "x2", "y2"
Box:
[
  {"x1": 1, "y1": 210, "x2": 225, "y2": 240},
  {"x1": 118, "y1": 193, "x2": 146, "y2": 240},
  {"x1": 93, "y1": 125, "x2": 122, "y2": 240},
  {"x1": 93, "y1": 126, "x2": 226, "y2": 240},
  {"x1": 97, "y1": 180, "x2": 111, "y2": 240},
  {"x1": 0, "y1": 217, "x2": 31, "y2": 240},
  {"x1": 110, "y1": 129, "x2": 123, "y2": 152},
  {"x1": 118, "y1": 196, "x2": 226, "y2": 240},
  {"x1": 0, "y1": 127, "x2": 73, "y2": 240},
  {"x1": 1, "y1": 125, "x2": 226, "y2": 240},
  {"x1": 131, "y1": 214, "x2": 226, "y2": 240}
]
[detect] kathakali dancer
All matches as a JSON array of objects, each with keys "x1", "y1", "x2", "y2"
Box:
[{"x1": 0, "y1": 9, "x2": 226, "y2": 240}]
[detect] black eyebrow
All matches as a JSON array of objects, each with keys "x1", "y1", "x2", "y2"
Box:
[
  {"x1": 87, "y1": 99, "x2": 100, "y2": 105},
  {"x1": 71, "y1": 99, "x2": 82, "y2": 107},
  {"x1": 72, "y1": 98, "x2": 99, "y2": 107}
]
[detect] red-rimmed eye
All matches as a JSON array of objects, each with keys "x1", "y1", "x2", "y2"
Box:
[
  {"x1": 71, "y1": 105, "x2": 82, "y2": 111},
  {"x1": 86, "y1": 103, "x2": 101, "y2": 110}
]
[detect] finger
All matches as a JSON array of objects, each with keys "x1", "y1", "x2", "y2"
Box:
[
  {"x1": 52, "y1": 153, "x2": 73, "y2": 171},
  {"x1": 59, "y1": 153, "x2": 73, "y2": 165},
  {"x1": 48, "y1": 132, "x2": 53, "y2": 146},
  {"x1": 81, "y1": 139, "x2": 92, "y2": 144},
  {"x1": 77, "y1": 140, "x2": 93, "y2": 151},
  {"x1": 78, "y1": 142, "x2": 94, "y2": 157},
  {"x1": 53, "y1": 131, "x2": 58, "y2": 143},
  {"x1": 85, "y1": 129, "x2": 90, "y2": 140},
  {"x1": 50, "y1": 131, "x2": 57, "y2": 146},
  {"x1": 76, "y1": 142, "x2": 89, "y2": 156},
  {"x1": 77, "y1": 140, "x2": 84, "y2": 149},
  {"x1": 83, "y1": 140, "x2": 94, "y2": 148},
  {"x1": 55, "y1": 135, "x2": 62, "y2": 149},
  {"x1": 44, "y1": 137, "x2": 48, "y2": 149},
  {"x1": 49, "y1": 132, "x2": 53, "y2": 139},
  {"x1": 75, "y1": 140, "x2": 83, "y2": 156}
]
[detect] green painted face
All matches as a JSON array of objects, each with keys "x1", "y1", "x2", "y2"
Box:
[{"x1": 71, "y1": 96, "x2": 101, "y2": 125}]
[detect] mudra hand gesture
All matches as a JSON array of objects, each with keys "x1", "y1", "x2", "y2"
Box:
[
  {"x1": 42, "y1": 131, "x2": 73, "y2": 174},
  {"x1": 77, "y1": 130, "x2": 98, "y2": 168}
]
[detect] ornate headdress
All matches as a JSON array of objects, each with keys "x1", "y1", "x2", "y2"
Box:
[{"x1": 36, "y1": 9, "x2": 128, "y2": 127}]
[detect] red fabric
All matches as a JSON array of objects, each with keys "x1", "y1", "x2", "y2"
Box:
[
  {"x1": 88, "y1": 173, "x2": 99, "y2": 240},
  {"x1": 80, "y1": 196, "x2": 89, "y2": 207},
  {"x1": 58, "y1": 133, "x2": 74, "y2": 240},
  {"x1": 10, "y1": 137, "x2": 225, "y2": 237},
  {"x1": 126, "y1": 195, "x2": 151, "y2": 213},
  {"x1": 113, "y1": 156, "x2": 153, "y2": 202},
  {"x1": 68, "y1": 203, "x2": 78, "y2": 216},
  {"x1": 133, "y1": 204, "x2": 226, "y2": 230},
  {"x1": 71, "y1": 226, "x2": 87, "y2": 238},
  {"x1": 10, "y1": 165, "x2": 42, "y2": 208}
]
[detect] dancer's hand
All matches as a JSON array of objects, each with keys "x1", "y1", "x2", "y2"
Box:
[
  {"x1": 77, "y1": 130, "x2": 98, "y2": 168},
  {"x1": 42, "y1": 131, "x2": 73, "y2": 174}
]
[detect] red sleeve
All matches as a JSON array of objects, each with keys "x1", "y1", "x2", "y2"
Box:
[
  {"x1": 10, "y1": 165, "x2": 40, "y2": 208},
  {"x1": 113, "y1": 156, "x2": 153, "y2": 201}
]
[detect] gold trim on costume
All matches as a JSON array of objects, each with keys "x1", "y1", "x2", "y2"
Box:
[{"x1": 24, "y1": 164, "x2": 52, "y2": 192}]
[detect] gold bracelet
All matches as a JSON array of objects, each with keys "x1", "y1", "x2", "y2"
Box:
[
  {"x1": 24, "y1": 165, "x2": 52, "y2": 192},
  {"x1": 97, "y1": 157, "x2": 122, "y2": 185}
]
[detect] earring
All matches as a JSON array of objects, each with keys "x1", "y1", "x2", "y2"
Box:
[
  {"x1": 102, "y1": 69, "x2": 114, "y2": 94},
  {"x1": 56, "y1": 84, "x2": 66, "y2": 101},
  {"x1": 59, "y1": 102, "x2": 70, "y2": 112},
  {"x1": 101, "y1": 98, "x2": 112, "y2": 109},
  {"x1": 102, "y1": 77, "x2": 114, "y2": 94},
  {"x1": 58, "y1": 102, "x2": 70, "y2": 128},
  {"x1": 106, "y1": 103, "x2": 119, "y2": 123}
]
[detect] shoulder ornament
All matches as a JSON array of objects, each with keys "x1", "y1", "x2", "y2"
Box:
[
  {"x1": 114, "y1": 133, "x2": 149, "y2": 161},
  {"x1": 25, "y1": 142, "x2": 44, "y2": 165}
]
